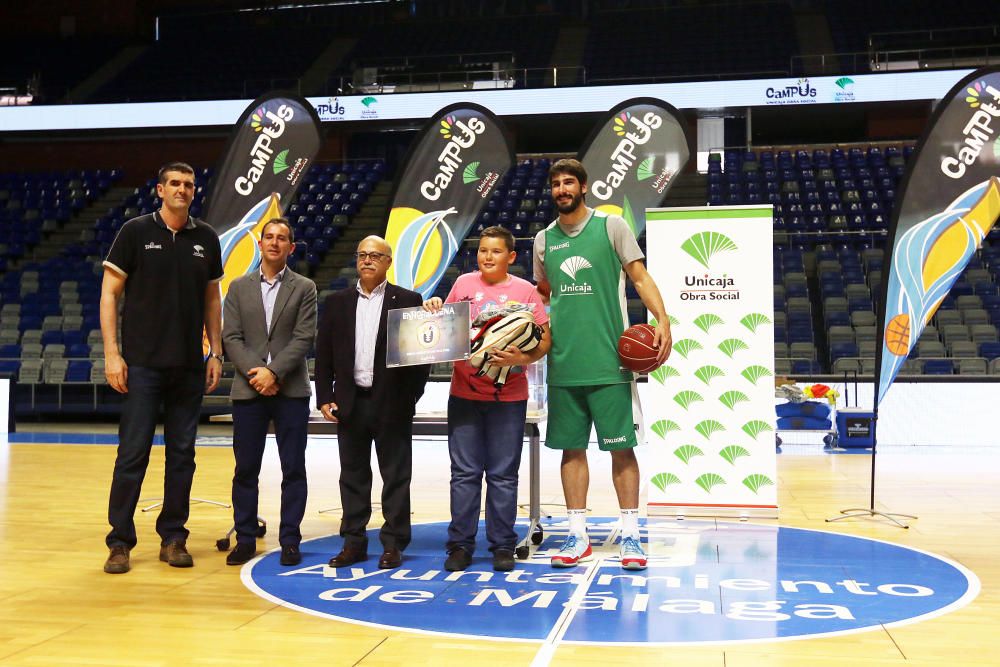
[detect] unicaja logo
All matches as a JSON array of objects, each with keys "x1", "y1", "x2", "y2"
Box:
[
  {"x1": 462, "y1": 161, "x2": 481, "y2": 184},
  {"x1": 681, "y1": 231, "x2": 738, "y2": 269},
  {"x1": 273, "y1": 149, "x2": 290, "y2": 175},
  {"x1": 833, "y1": 77, "x2": 855, "y2": 102},
  {"x1": 560, "y1": 256, "x2": 592, "y2": 281},
  {"x1": 421, "y1": 114, "x2": 487, "y2": 201}
]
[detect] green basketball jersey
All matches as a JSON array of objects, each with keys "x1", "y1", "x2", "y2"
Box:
[{"x1": 544, "y1": 211, "x2": 632, "y2": 386}]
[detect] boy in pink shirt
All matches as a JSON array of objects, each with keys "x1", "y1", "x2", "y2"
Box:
[{"x1": 424, "y1": 226, "x2": 550, "y2": 571}]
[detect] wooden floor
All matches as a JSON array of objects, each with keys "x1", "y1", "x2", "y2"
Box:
[{"x1": 0, "y1": 425, "x2": 998, "y2": 666}]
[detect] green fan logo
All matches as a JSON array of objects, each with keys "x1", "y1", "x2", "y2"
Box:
[
  {"x1": 719, "y1": 390, "x2": 750, "y2": 410},
  {"x1": 361, "y1": 96, "x2": 377, "y2": 107},
  {"x1": 681, "y1": 232, "x2": 738, "y2": 269},
  {"x1": 720, "y1": 445, "x2": 751, "y2": 465},
  {"x1": 694, "y1": 419, "x2": 725, "y2": 440},
  {"x1": 649, "y1": 364, "x2": 680, "y2": 385},
  {"x1": 637, "y1": 157, "x2": 656, "y2": 181},
  {"x1": 673, "y1": 390, "x2": 703, "y2": 411},
  {"x1": 650, "y1": 419, "x2": 681, "y2": 439},
  {"x1": 718, "y1": 338, "x2": 750, "y2": 358},
  {"x1": 741, "y1": 365, "x2": 773, "y2": 385},
  {"x1": 650, "y1": 472, "x2": 681, "y2": 492},
  {"x1": 742, "y1": 473, "x2": 774, "y2": 494},
  {"x1": 273, "y1": 149, "x2": 290, "y2": 175},
  {"x1": 695, "y1": 472, "x2": 726, "y2": 493},
  {"x1": 673, "y1": 444, "x2": 704, "y2": 464},
  {"x1": 742, "y1": 420, "x2": 774, "y2": 440},
  {"x1": 739, "y1": 312, "x2": 772, "y2": 333},
  {"x1": 693, "y1": 313, "x2": 725, "y2": 334},
  {"x1": 462, "y1": 161, "x2": 481, "y2": 185},
  {"x1": 833, "y1": 77, "x2": 856, "y2": 102},
  {"x1": 694, "y1": 365, "x2": 725, "y2": 385},
  {"x1": 673, "y1": 339, "x2": 703, "y2": 359}
]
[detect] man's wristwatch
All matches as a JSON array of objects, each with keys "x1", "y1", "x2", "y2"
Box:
[{"x1": 208, "y1": 352, "x2": 224, "y2": 362}]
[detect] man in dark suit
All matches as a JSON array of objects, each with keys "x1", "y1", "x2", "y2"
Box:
[
  {"x1": 222, "y1": 217, "x2": 317, "y2": 567},
  {"x1": 314, "y1": 235, "x2": 429, "y2": 569}
]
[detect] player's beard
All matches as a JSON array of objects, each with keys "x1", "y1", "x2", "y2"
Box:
[{"x1": 555, "y1": 191, "x2": 584, "y2": 214}]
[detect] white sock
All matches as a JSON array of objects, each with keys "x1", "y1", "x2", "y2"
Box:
[
  {"x1": 620, "y1": 508, "x2": 640, "y2": 539},
  {"x1": 567, "y1": 509, "x2": 588, "y2": 540}
]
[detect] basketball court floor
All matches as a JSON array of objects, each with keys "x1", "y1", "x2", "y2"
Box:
[{"x1": 0, "y1": 423, "x2": 997, "y2": 666}]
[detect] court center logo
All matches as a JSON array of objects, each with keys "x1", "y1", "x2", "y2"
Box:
[{"x1": 243, "y1": 518, "x2": 978, "y2": 644}]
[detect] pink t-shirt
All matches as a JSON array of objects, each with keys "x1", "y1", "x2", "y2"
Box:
[{"x1": 445, "y1": 272, "x2": 549, "y2": 402}]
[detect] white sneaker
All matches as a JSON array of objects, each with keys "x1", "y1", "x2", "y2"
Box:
[
  {"x1": 550, "y1": 534, "x2": 593, "y2": 567},
  {"x1": 620, "y1": 536, "x2": 647, "y2": 570}
]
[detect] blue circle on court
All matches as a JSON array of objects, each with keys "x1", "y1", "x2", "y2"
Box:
[{"x1": 242, "y1": 518, "x2": 978, "y2": 644}]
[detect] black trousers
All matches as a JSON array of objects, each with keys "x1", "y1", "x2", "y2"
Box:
[
  {"x1": 106, "y1": 366, "x2": 203, "y2": 549},
  {"x1": 337, "y1": 391, "x2": 413, "y2": 552},
  {"x1": 231, "y1": 395, "x2": 310, "y2": 547}
]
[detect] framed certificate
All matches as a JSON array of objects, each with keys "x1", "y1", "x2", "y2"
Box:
[{"x1": 386, "y1": 301, "x2": 471, "y2": 367}]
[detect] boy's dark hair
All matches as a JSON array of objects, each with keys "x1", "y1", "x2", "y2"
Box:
[{"x1": 480, "y1": 225, "x2": 515, "y2": 252}]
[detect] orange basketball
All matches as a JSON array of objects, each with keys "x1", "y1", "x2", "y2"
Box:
[
  {"x1": 884, "y1": 313, "x2": 911, "y2": 356},
  {"x1": 618, "y1": 323, "x2": 663, "y2": 373}
]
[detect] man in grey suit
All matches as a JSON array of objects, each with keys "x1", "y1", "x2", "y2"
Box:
[{"x1": 222, "y1": 217, "x2": 317, "y2": 566}]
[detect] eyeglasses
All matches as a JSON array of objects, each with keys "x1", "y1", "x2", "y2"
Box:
[{"x1": 354, "y1": 251, "x2": 388, "y2": 262}]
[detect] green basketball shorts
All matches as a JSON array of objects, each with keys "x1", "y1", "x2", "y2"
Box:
[{"x1": 545, "y1": 382, "x2": 644, "y2": 451}]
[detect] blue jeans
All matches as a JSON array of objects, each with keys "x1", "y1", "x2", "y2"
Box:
[
  {"x1": 106, "y1": 366, "x2": 204, "y2": 548},
  {"x1": 447, "y1": 395, "x2": 527, "y2": 554},
  {"x1": 231, "y1": 395, "x2": 310, "y2": 547}
]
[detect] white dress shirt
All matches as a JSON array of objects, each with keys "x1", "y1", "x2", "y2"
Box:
[
  {"x1": 354, "y1": 280, "x2": 386, "y2": 388},
  {"x1": 260, "y1": 267, "x2": 285, "y2": 363}
]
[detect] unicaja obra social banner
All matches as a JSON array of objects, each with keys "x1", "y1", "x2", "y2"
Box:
[
  {"x1": 876, "y1": 67, "x2": 1000, "y2": 405},
  {"x1": 203, "y1": 91, "x2": 323, "y2": 299},
  {"x1": 385, "y1": 103, "x2": 514, "y2": 299},
  {"x1": 579, "y1": 97, "x2": 691, "y2": 237}
]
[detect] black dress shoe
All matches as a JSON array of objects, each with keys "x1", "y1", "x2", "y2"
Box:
[
  {"x1": 328, "y1": 545, "x2": 367, "y2": 568},
  {"x1": 280, "y1": 545, "x2": 302, "y2": 566},
  {"x1": 378, "y1": 547, "x2": 402, "y2": 569},
  {"x1": 492, "y1": 549, "x2": 516, "y2": 572},
  {"x1": 226, "y1": 542, "x2": 257, "y2": 566},
  {"x1": 445, "y1": 547, "x2": 473, "y2": 572}
]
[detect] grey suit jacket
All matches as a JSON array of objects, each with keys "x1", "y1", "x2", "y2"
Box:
[{"x1": 222, "y1": 267, "x2": 317, "y2": 400}]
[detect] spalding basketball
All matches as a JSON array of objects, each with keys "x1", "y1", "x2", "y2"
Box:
[{"x1": 618, "y1": 323, "x2": 663, "y2": 373}]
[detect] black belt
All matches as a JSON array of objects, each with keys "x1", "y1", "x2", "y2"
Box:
[{"x1": 356, "y1": 385, "x2": 373, "y2": 395}]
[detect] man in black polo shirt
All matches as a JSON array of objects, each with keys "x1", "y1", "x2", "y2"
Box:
[{"x1": 101, "y1": 161, "x2": 224, "y2": 574}]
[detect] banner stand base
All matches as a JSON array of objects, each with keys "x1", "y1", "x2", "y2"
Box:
[
  {"x1": 826, "y1": 508, "x2": 916, "y2": 529},
  {"x1": 140, "y1": 497, "x2": 231, "y2": 512},
  {"x1": 648, "y1": 505, "x2": 779, "y2": 520}
]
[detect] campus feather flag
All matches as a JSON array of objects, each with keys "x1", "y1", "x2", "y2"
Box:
[
  {"x1": 876, "y1": 67, "x2": 1000, "y2": 405},
  {"x1": 578, "y1": 97, "x2": 690, "y2": 237},
  {"x1": 385, "y1": 103, "x2": 514, "y2": 299},
  {"x1": 203, "y1": 91, "x2": 323, "y2": 299}
]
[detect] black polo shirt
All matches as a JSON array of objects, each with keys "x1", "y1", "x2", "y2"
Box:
[{"x1": 104, "y1": 212, "x2": 223, "y2": 369}]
